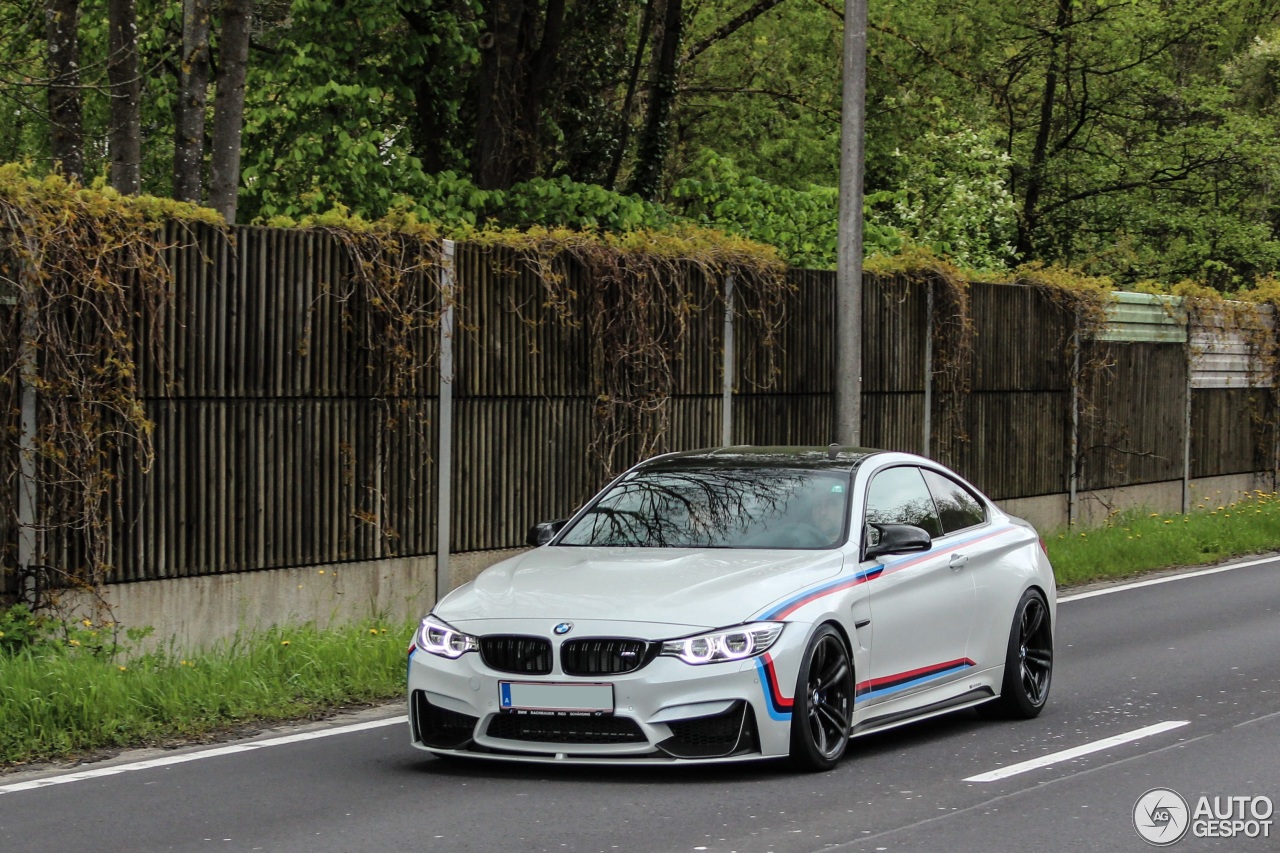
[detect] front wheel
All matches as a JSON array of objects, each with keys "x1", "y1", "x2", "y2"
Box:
[
  {"x1": 788, "y1": 625, "x2": 854, "y2": 771},
  {"x1": 987, "y1": 588, "x2": 1053, "y2": 718}
]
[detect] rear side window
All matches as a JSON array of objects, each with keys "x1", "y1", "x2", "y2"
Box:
[
  {"x1": 864, "y1": 466, "x2": 943, "y2": 538},
  {"x1": 921, "y1": 469, "x2": 986, "y2": 534}
]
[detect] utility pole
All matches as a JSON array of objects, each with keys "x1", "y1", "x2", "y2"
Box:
[{"x1": 834, "y1": 0, "x2": 866, "y2": 445}]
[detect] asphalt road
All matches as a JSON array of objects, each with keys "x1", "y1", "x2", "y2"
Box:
[{"x1": 2, "y1": 558, "x2": 1277, "y2": 853}]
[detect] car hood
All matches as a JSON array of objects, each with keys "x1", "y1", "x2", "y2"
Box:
[{"x1": 436, "y1": 546, "x2": 845, "y2": 632}]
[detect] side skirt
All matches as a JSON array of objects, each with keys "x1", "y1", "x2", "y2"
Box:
[{"x1": 851, "y1": 687, "x2": 995, "y2": 738}]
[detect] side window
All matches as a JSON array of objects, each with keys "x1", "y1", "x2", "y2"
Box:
[
  {"x1": 864, "y1": 466, "x2": 943, "y2": 538},
  {"x1": 921, "y1": 469, "x2": 987, "y2": 534}
]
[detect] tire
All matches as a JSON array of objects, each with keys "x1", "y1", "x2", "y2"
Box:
[
  {"x1": 987, "y1": 588, "x2": 1053, "y2": 719},
  {"x1": 788, "y1": 625, "x2": 854, "y2": 771}
]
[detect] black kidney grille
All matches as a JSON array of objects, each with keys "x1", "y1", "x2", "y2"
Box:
[
  {"x1": 560, "y1": 638, "x2": 655, "y2": 676},
  {"x1": 479, "y1": 635, "x2": 553, "y2": 675}
]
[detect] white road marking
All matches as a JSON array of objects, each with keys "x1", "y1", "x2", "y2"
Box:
[
  {"x1": 0, "y1": 715, "x2": 406, "y2": 795},
  {"x1": 1058, "y1": 554, "x2": 1277, "y2": 603},
  {"x1": 963, "y1": 720, "x2": 1190, "y2": 782}
]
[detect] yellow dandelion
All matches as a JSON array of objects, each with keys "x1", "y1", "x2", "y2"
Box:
[
  {"x1": 369, "y1": 628, "x2": 379, "y2": 635},
  {"x1": 82, "y1": 618, "x2": 93, "y2": 627},
  {"x1": 318, "y1": 570, "x2": 325, "y2": 575},
  {"x1": 1149, "y1": 513, "x2": 1159, "y2": 518},
  {"x1": 281, "y1": 640, "x2": 291, "y2": 647},
  {"x1": 380, "y1": 628, "x2": 387, "y2": 634},
  {"x1": 1164, "y1": 520, "x2": 1172, "y2": 524},
  {"x1": 68, "y1": 639, "x2": 80, "y2": 647},
  {"x1": 0, "y1": 631, "x2": 5, "y2": 638},
  {"x1": 117, "y1": 665, "x2": 127, "y2": 672}
]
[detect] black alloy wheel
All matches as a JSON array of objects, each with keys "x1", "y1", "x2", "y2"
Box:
[
  {"x1": 789, "y1": 624, "x2": 854, "y2": 771},
  {"x1": 989, "y1": 588, "x2": 1053, "y2": 718}
]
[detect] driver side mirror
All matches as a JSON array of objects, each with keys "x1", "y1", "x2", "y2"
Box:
[
  {"x1": 863, "y1": 522, "x2": 932, "y2": 560},
  {"x1": 526, "y1": 519, "x2": 569, "y2": 547}
]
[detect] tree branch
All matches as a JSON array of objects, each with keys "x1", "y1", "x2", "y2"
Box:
[{"x1": 681, "y1": 0, "x2": 790, "y2": 66}]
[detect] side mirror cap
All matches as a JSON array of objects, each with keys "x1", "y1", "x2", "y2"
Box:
[
  {"x1": 526, "y1": 519, "x2": 568, "y2": 547},
  {"x1": 863, "y1": 522, "x2": 932, "y2": 560}
]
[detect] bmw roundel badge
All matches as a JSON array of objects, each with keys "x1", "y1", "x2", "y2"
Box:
[{"x1": 553, "y1": 622, "x2": 573, "y2": 635}]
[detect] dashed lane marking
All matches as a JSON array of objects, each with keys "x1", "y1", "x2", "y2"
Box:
[{"x1": 963, "y1": 720, "x2": 1190, "y2": 783}]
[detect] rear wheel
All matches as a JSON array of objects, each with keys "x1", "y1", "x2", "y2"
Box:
[
  {"x1": 788, "y1": 625, "x2": 854, "y2": 771},
  {"x1": 987, "y1": 589, "x2": 1053, "y2": 718}
]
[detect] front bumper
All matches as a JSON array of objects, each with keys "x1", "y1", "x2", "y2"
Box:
[{"x1": 406, "y1": 627, "x2": 804, "y2": 764}]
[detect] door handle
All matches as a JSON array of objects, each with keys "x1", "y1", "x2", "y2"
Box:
[{"x1": 949, "y1": 553, "x2": 969, "y2": 569}]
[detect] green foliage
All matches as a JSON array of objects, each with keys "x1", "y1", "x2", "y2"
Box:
[
  {"x1": 238, "y1": 0, "x2": 479, "y2": 222},
  {"x1": 670, "y1": 151, "x2": 903, "y2": 269},
  {"x1": 0, "y1": 604, "x2": 152, "y2": 659},
  {"x1": 867, "y1": 120, "x2": 1018, "y2": 272}
]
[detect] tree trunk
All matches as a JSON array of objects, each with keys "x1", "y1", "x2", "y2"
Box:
[
  {"x1": 44, "y1": 0, "x2": 83, "y2": 182},
  {"x1": 173, "y1": 0, "x2": 211, "y2": 203},
  {"x1": 473, "y1": 0, "x2": 524, "y2": 189},
  {"x1": 604, "y1": 0, "x2": 657, "y2": 190},
  {"x1": 626, "y1": 0, "x2": 683, "y2": 200},
  {"x1": 108, "y1": 0, "x2": 141, "y2": 194},
  {"x1": 209, "y1": 0, "x2": 252, "y2": 223},
  {"x1": 1017, "y1": 0, "x2": 1072, "y2": 258},
  {"x1": 472, "y1": 0, "x2": 568, "y2": 190}
]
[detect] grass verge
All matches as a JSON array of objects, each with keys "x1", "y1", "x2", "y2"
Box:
[
  {"x1": 0, "y1": 620, "x2": 410, "y2": 768},
  {"x1": 1045, "y1": 488, "x2": 1280, "y2": 585}
]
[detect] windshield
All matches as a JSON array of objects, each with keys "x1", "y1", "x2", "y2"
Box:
[{"x1": 558, "y1": 467, "x2": 852, "y2": 549}]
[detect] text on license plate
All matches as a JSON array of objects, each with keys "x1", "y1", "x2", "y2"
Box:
[{"x1": 499, "y1": 681, "x2": 614, "y2": 713}]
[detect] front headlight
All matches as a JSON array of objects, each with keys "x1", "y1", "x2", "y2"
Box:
[
  {"x1": 415, "y1": 615, "x2": 479, "y2": 659},
  {"x1": 660, "y1": 623, "x2": 784, "y2": 665}
]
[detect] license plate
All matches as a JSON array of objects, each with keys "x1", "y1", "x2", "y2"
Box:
[{"x1": 499, "y1": 681, "x2": 614, "y2": 714}]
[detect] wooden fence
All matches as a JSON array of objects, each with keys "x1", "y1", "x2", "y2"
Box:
[{"x1": 1, "y1": 224, "x2": 1272, "y2": 594}]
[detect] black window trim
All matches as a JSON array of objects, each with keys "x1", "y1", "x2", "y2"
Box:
[{"x1": 917, "y1": 465, "x2": 990, "y2": 538}]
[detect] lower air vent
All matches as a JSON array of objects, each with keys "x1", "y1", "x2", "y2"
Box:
[
  {"x1": 413, "y1": 691, "x2": 478, "y2": 750},
  {"x1": 658, "y1": 702, "x2": 758, "y2": 759},
  {"x1": 486, "y1": 714, "x2": 646, "y2": 744}
]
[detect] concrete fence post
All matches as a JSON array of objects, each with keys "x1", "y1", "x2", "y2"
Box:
[
  {"x1": 721, "y1": 275, "x2": 735, "y2": 447},
  {"x1": 923, "y1": 282, "x2": 933, "y2": 456},
  {"x1": 436, "y1": 240, "x2": 456, "y2": 603}
]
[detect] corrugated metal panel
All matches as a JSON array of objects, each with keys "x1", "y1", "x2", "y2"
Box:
[
  {"x1": 1098, "y1": 292, "x2": 1187, "y2": 343},
  {"x1": 1190, "y1": 305, "x2": 1274, "y2": 389}
]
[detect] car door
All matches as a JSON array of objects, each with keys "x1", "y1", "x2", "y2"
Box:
[
  {"x1": 919, "y1": 467, "x2": 1002, "y2": 669},
  {"x1": 858, "y1": 465, "x2": 978, "y2": 713}
]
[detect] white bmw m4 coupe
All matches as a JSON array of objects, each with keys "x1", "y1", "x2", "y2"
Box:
[{"x1": 407, "y1": 446, "x2": 1056, "y2": 770}]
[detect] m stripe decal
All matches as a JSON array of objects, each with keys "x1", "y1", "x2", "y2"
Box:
[
  {"x1": 756, "y1": 525, "x2": 1013, "y2": 621},
  {"x1": 854, "y1": 658, "x2": 976, "y2": 703}
]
